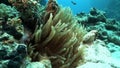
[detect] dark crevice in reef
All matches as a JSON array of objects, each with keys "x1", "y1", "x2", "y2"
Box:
[
  {"x1": 1, "y1": 17, "x2": 23, "y2": 40},
  {"x1": 0, "y1": 0, "x2": 12, "y2": 6}
]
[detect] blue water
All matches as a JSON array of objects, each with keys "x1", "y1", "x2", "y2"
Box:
[
  {"x1": 57, "y1": 0, "x2": 91, "y2": 14},
  {"x1": 57, "y1": 0, "x2": 110, "y2": 14},
  {"x1": 44, "y1": 0, "x2": 110, "y2": 14},
  {"x1": 43, "y1": 0, "x2": 120, "y2": 20}
]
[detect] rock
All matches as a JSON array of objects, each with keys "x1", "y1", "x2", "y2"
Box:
[
  {"x1": 77, "y1": 62, "x2": 112, "y2": 68},
  {"x1": 7, "y1": 60, "x2": 21, "y2": 68},
  {"x1": 26, "y1": 62, "x2": 46, "y2": 68},
  {"x1": 17, "y1": 44, "x2": 27, "y2": 54},
  {"x1": 0, "y1": 50, "x2": 7, "y2": 60}
]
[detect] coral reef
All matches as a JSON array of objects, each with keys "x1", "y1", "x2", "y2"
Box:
[
  {"x1": 0, "y1": 4, "x2": 23, "y2": 40},
  {"x1": 0, "y1": 3, "x2": 19, "y2": 18},
  {"x1": 0, "y1": 0, "x2": 87, "y2": 68},
  {"x1": 77, "y1": 30, "x2": 120, "y2": 68},
  {"x1": 77, "y1": 8, "x2": 120, "y2": 68},
  {"x1": 0, "y1": 33, "x2": 27, "y2": 68},
  {"x1": 77, "y1": 8, "x2": 120, "y2": 46},
  {"x1": 8, "y1": 0, "x2": 44, "y2": 32},
  {"x1": 0, "y1": 0, "x2": 120, "y2": 68}
]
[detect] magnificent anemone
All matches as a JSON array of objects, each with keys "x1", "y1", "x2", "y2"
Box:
[{"x1": 28, "y1": 7, "x2": 87, "y2": 68}]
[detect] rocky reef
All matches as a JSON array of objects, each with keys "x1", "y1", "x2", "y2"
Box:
[
  {"x1": 0, "y1": 0, "x2": 120, "y2": 68},
  {"x1": 77, "y1": 8, "x2": 120, "y2": 49},
  {"x1": 77, "y1": 8, "x2": 120, "y2": 68}
]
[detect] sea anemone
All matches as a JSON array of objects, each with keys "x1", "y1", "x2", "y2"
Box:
[{"x1": 28, "y1": 6, "x2": 87, "y2": 68}]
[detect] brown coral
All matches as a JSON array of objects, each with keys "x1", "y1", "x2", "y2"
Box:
[
  {"x1": 43, "y1": 0, "x2": 59, "y2": 23},
  {"x1": 8, "y1": 0, "x2": 28, "y2": 7}
]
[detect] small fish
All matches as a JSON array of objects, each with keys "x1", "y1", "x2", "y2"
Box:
[{"x1": 71, "y1": 1, "x2": 76, "y2": 5}]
